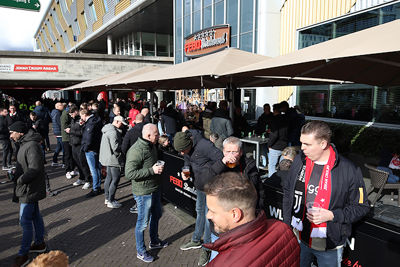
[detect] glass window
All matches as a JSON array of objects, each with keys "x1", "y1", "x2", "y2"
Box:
[
  {"x1": 239, "y1": 32, "x2": 252, "y2": 52},
  {"x1": 240, "y1": 0, "x2": 253, "y2": 33},
  {"x1": 375, "y1": 87, "x2": 400, "y2": 124},
  {"x1": 330, "y1": 84, "x2": 373, "y2": 121},
  {"x1": 299, "y1": 23, "x2": 332, "y2": 49},
  {"x1": 194, "y1": 0, "x2": 201, "y2": 12},
  {"x1": 184, "y1": 15, "x2": 191, "y2": 37},
  {"x1": 381, "y1": 3, "x2": 400, "y2": 23},
  {"x1": 230, "y1": 35, "x2": 237, "y2": 48},
  {"x1": 90, "y1": 4, "x2": 97, "y2": 21},
  {"x1": 214, "y1": 1, "x2": 224, "y2": 25},
  {"x1": 203, "y1": 0, "x2": 212, "y2": 6},
  {"x1": 142, "y1": 32, "x2": 155, "y2": 56},
  {"x1": 175, "y1": 49, "x2": 182, "y2": 64},
  {"x1": 297, "y1": 85, "x2": 330, "y2": 117},
  {"x1": 103, "y1": 0, "x2": 108, "y2": 13},
  {"x1": 133, "y1": 32, "x2": 141, "y2": 55},
  {"x1": 227, "y1": 0, "x2": 238, "y2": 35},
  {"x1": 176, "y1": 18, "x2": 182, "y2": 50},
  {"x1": 184, "y1": 0, "x2": 191, "y2": 16},
  {"x1": 203, "y1": 5, "x2": 212, "y2": 28},
  {"x1": 193, "y1": 11, "x2": 201, "y2": 32},
  {"x1": 157, "y1": 34, "x2": 169, "y2": 57},
  {"x1": 176, "y1": 0, "x2": 182, "y2": 19}
]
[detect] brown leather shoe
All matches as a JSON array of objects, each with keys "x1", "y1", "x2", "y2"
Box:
[
  {"x1": 29, "y1": 242, "x2": 47, "y2": 253},
  {"x1": 12, "y1": 254, "x2": 29, "y2": 267}
]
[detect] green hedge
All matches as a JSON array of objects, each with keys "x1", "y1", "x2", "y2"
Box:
[{"x1": 327, "y1": 122, "x2": 400, "y2": 157}]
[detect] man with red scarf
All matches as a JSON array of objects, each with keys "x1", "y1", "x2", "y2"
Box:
[{"x1": 283, "y1": 120, "x2": 370, "y2": 267}]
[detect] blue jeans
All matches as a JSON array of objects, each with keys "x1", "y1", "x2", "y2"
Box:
[
  {"x1": 209, "y1": 232, "x2": 219, "y2": 262},
  {"x1": 300, "y1": 241, "x2": 343, "y2": 267},
  {"x1": 52, "y1": 136, "x2": 64, "y2": 163},
  {"x1": 85, "y1": 151, "x2": 101, "y2": 190},
  {"x1": 268, "y1": 148, "x2": 282, "y2": 177},
  {"x1": 377, "y1": 166, "x2": 400, "y2": 183},
  {"x1": 133, "y1": 189, "x2": 162, "y2": 254},
  {"x1": 192, "y1": 190, "x2": 211, "y2": 244},
  {"x1": 19, "y1": 202, "x2": 45, "y2": 256}
]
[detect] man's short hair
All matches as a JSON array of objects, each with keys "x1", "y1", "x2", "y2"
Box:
[
  {"x1": 69, "y1": 106, "x2": 79, "y2": 114},
  {"x1": 204, "y1": 172, "x2": 257, "y2": 212},
  {"x1": 28, "y1": 250, "x2": 68, "y2": 267},
  {"x1": 79, "y1": 109, "x2": 91, "y2": 116},
  {"x1": 0, "y1": 107, "x2": 5, "y2": 112},
  {"x1": 278, "y1": 159, "x2": 293, "y2": 171},
  {"x1": 219, "y1": 100, "x2": 228, "y2": 109},
  {"x1": 223, "y1": 136, "x2": 242, "y2": 150},
  {"x1": 263, "y1": 103, "x2": 270, "y2": 109},
  {"x1": 30, "y1": 111, "x2": 37, "y2": 117},
  {"x1": 301, "y1": 120, "x2": 332, "y2": 143}
]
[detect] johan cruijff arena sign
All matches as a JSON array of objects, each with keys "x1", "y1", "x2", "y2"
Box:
[{"x1": 184, "y1": 25, "x2": 230, "y2": 58}]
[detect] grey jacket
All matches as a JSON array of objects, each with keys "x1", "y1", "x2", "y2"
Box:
[
  {"x1": 99, "y1": 123, "x2": 123, "y2": 167},
  {"x1": 13, "y1": 130, "x2": 46, "y2": 203},
  {"x1": 210, "y1": 109, "x2": 233, "y2": 140}
]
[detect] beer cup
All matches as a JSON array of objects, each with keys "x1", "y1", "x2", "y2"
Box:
[
  {"x1": 226, "y1": 162, "x2": 236, "y2": 168},
  {"x1": 182, "y1": 166, "x2": 190, "y2": 178},
  {"x1": 156, "y1": 160, "x2": 165, "y2": 167},
  {"x1": 306, "y1": 202, "x2": 321, "y2": 214}
]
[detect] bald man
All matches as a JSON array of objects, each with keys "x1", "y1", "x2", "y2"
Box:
[{"x1": 125, "y1": 123, "x2": 168, "y2": 263}]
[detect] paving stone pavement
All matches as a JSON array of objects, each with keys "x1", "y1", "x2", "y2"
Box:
[{"x1": 0, "y1": 141, "x2": 203, "y2": 267}]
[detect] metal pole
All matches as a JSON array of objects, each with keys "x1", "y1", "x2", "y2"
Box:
[{"x1": 150, "y1": 90, "x2": 154, "y2": 123}]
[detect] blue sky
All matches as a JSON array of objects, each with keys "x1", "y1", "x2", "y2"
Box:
[{"x1": 0, "y1": 0, "x2": 51, "y2": 51}]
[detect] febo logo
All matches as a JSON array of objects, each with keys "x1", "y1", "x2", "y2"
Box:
[{"x1": 170, "y1": 176, "x2": 183, "y2": 188}]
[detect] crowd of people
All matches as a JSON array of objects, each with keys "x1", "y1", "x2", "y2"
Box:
[{"x1": 2, "y1": 93, "x2": 370, "y2": 267}]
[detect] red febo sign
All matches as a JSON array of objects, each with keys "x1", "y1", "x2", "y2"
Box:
[
  {"x1": 14, "y1": 65, "x2": 58, "y2": 72},
  {"x1": 184, "y1": 24, "x2": 230, "y2": 58}
]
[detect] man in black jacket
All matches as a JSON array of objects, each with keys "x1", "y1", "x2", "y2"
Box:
[
  {"x1": 67, "y1": 106, "x2": 91, "y2": 190},
  {"x1": 80, "y1": 109, "x2": 103, "y2": 197},
  {"x1": 121, "y1": 114, "x2": 145, "y2": 155},
  {"x1": 0, "y1": 107, "x2": 12, "y2": 170},
  {"x1": 282, "y1": 121, "x2": 369, "y2": 267},
  {"x1": 10, "y1": 122, "x2": 47, "y2": 267},
  {"x1": 173, "y1": 131, "x2": 223, "y2": 266}
]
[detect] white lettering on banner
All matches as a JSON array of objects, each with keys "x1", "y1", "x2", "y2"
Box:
[
  {"x1": 293, "y1": 190, "x2": 303, "y2": 213},
  {"x1": 201, "y1": 33, "x2": 227, "y2": 49},
  {"x1": 307, "y1": 184, "x2": 319, "y2": 195},
  {"x1": 269, "y1": 205, "x2": 283, "y2": 220},
  {"x1": 345, "y1": 237, "x2": 356, "y2": 250},
  {"x1": 183, "y1": 182, "x2": 197, "y2": 195},
  {"x1": 0, "y1": 64, "x2": 14, "y2": 72},
  {"x1": 323, "y1": 165, "x2": 330, "y2": 190}
]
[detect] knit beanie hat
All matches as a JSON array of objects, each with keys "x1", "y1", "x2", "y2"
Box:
[
  {"x1": 173, "y1": 131, "x2": 193, "y2": 152},
  {"x1": 9, "y1": 121, "x2": 28, "y2": 134}
]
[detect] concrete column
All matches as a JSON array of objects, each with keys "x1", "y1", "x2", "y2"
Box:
[{"x1": 107, "y1": 35, "x2": 113, "y2": 55}]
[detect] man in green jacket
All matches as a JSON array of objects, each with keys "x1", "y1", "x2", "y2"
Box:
[
  {"x1": 61, "y1": 103, "x2": 75, "y2": 179},
  {"x1": 10, "y1": 122, "x2": 47, "y2": 267},
  {"x1": 125, "y1": 123, "x2": 168, "y2": 263}
]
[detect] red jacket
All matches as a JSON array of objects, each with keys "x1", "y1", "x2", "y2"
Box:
[
  {"x1": 204, "y1": 210, "x2": 300, "y2": 267},
  {"x1": 128, "y1": 108, "x2": 140, "y2": 127}
]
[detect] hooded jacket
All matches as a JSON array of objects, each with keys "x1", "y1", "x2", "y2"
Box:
[
  {"x1": 13, "y1": 130, "x2": 46, "y2": 203},
  {"x1": 203, "y1": 210, "x2": 300, "y2": 267},
  {"x1": 282, "y1": 146, "x2": 370, "y2": 249},
  {"x1": 99, "y1": 123, "x2": 123, "y2": 167},
  {"x1": 81, "y1": 115, "x2": 103, "y2": 153},
  {"x1": 125, "y1": 137, "x2": 160, "y2": 196}
]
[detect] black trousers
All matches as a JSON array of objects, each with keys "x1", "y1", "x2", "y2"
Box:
[
  {"x1": 71, "y1": 144, "x2": 91, "y2": 182},
  {"x1": 62, "y1": 141, "x2": 75, "y2": 172},
  {"x1": 0, "y1": 139, "x2": 12, "y2": 167}
]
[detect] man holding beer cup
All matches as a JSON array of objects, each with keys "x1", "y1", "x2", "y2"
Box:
[{"x1": 173, "y1": 131, "x2": 223, "y2": 266}]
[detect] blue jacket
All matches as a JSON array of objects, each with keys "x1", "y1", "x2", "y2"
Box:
[
  {"x1": 81, "y1": 115, "x2": 103, "y2": 153},
  {"x1": 51, "y1": 109, "x2": 62, "y2": 136}
]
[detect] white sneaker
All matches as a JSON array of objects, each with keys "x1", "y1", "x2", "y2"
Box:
[
  {"x1": 107, "y1": 200, "x2": 122, "y2": 209},
  {"x1": 72, "y1": 179, "x2": 84, "y2": 186},
  {"x1": 70, "y1": 170, "x2": 78, "y2": 176},
  {"x1": 105, "y1": 199, "x2": 109, "y2": 205},
  {"x1": 82, "y1": 182, "x2": 91, "y2": 190},
  {"x1": 66, "y1": 172, "x2": 72, "y2": 179},
  {"x1": 51, "y1": 162, "x2": 61, "y2": 167}
]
